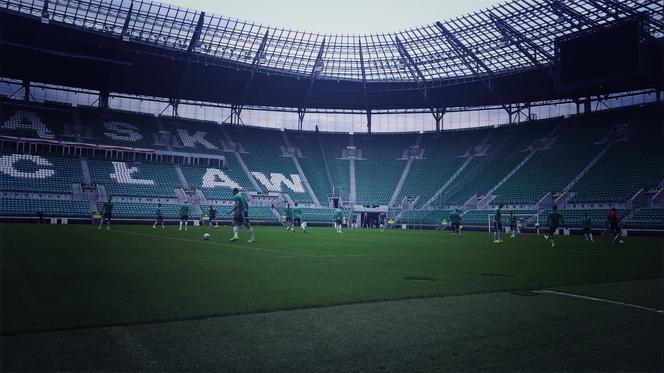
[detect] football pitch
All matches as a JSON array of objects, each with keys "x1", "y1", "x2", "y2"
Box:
[{"x1": 1, "y1": 223, "x2": 663, "y2": 371}]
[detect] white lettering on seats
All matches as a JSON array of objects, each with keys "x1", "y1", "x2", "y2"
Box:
[
  {"x1": 202, "y1": 168, "x2": 240, "y2": 189},
  {"x1": 1, "y1": 111, "x2": 55, "y2": 139},
  {"x1": 176, "y1": 129, "x2": 217, "y2": 149},
  {"x1": 104, "y1": 122, "x2": 143, "y2": 142},
  {"x1": 251, "y1": 172, "x2": 305, "y2": 193},
  {"x1": 109, "y1": 162, "x2": 155, "y2": 185},
  {"x1": 0, "y1": 154, "x2": 55, "y2": 178}
]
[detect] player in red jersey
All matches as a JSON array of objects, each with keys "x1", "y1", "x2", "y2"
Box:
[{"x1": 607, "y1": 208, "x2": 624, "y2": 244}]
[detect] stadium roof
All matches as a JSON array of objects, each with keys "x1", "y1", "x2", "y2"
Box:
[
  {"x1": 3, "y1": 0, "x2": 662, "y2": 81},
  {"x1": 0, "y1": 0, "x2": 662, "y2": 114}
]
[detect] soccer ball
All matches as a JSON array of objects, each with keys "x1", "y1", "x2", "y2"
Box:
[{"x1": 203, "y1": 233, "x2": 210, "y2": 241}]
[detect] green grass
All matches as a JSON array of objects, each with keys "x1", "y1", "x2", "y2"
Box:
[{"x1": 1, "y1": 224, "x2": 662, "y2": 334}]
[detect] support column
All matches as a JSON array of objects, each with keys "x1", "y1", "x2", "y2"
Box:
[
  {"x1": 99, "y1": 91, "x2": 109, "y2": 110},
  {"x1": 583, "y1": 96, "x2": 591, "y2": 116},
  {"x1": 366, "y1": 109, "x2": 372, "y2": 134},
  {"x1": 434, "y1": 107, "x2": 446, "y2": 132},
  {"x1": 22, "y1": 80, "x2": 30, "y2": 102}
]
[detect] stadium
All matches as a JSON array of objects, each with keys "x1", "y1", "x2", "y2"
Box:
[{"x1": 0, "y1": 0, "x2": 662, "y2": 370}]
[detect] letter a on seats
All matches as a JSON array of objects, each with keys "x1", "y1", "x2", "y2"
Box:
[
  {"x1": 202, "y1": 168, "x2": 240, "y2": 189},
  {"x1": 1, "y1": 111, "x2": 55, "y2": 139}
]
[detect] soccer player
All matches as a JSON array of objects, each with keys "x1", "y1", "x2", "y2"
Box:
[
  {"x1": 179, "y1": 201, "x2": 190, "y2": 231},
  {"x1": 544, "y1": 205, "x2": 565, "y2": 247},
  {"x1": 228, "y1": 187, "x2": 255, "y2": 242},
  {"x1": 292, "y1": 203, "x2": 306, "y2": 233},
  {"x1": 509, "y1": 211, "x2": 518, "y2": 238},
  {"x1": 378, "y1": 212, "x2": 387, "y2": 231},
  {"x1": 363, "y1": 212, "x2": 369, "y2": 228},
  {"x1": 493, "y1": 204, "x2": 504, "y2": 244},
  {"x1": 582, "y1": 213, "x2": 593, "y2": 242},
  {"x1": 334, "y1": 208, "x2": 344, "y2": 234},
  {"x1": 449, "y1": 209, "x2": 462, "y2": 237},
  {"x1": 607, "y1": 208, "x2": 624, "y2": 244},
  {"x1": 284, "y1": 203, "x2": 293, "y2": 230},
  {"x1": 36, "y1": 210, "x2": 44, "y2": 224},
  {"x1": 98, "y1": 196, "x2": 113, "y2": 230},
  {"x1": 208, "y1": 206, "x2": 218, "y2": 228},
  {"x1": 153, "y1": 203, "x2": 165, "y2": 229}
]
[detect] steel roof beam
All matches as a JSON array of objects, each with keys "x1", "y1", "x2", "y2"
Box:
[
  {"x1": 395, "y1": 36, "x2": 445, "y2": 131},
  {"x1": 588, "y1": 0, "x2": 664, "y2": 31},
  {"x1": 358, "y1": 40, "x2": 372, "y2": 133},
  {"x1": 489, "y1": 12, "x2": 554, "y2": 68},
  {"x1": 297, "y1": 38, "x2": 326, "y2": 130},
  {"x1": 548, "y1": 0, "x2": 595, "y2": 31},
  {"x1": 435, "y1": 22, "x2": 494, "y2": 79},
  {"x1": 230, "y1": 30, "x2": 270, "y2": 122},
  {"x1": 167, "y1": 11, "x2": 205, "y2": 116},
  {"x1": 435, "y1": 22, "x2": 516, "y2": 116},
  {"x1": 120, "y1": 2, "x2": 133, "y2": 41},
  {"x1": 187, "y1": 11, "x2": 206, "y2": 53}
]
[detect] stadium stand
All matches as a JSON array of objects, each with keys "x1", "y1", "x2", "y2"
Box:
[
  {"x1": 0, "y1": 102, "x2": 69, "y2": 140},
  {"x1": 0, "y1": 98, "x2": 662, "y2": 232},
  {"x1": 180, "y1": 158, "x2": 255, "y2": 200},
  {"x1": 77, "y1": 107, "x2": 157, "y2": 148},
  {"x1": 492, "y1": 116, "x2": 617, "y2": 204},
  {"x1": 0, "y1": 153, "x2": 83, "y2": 193},
  {"x1": 286, "y1": 131, "x2": 332, "y2": 203},
  {"x1": 227, "y1": 126, "x2": 312, "y2": 203},
  {"x1": 0, "y1": 198, "x2": 89, "y2": 217},
  {"x1": 88, "y1": 159, "x2": 181, "y2": 198},
  {"x1": 160, "y1": 117, "x2": 226, "y2": 154},
  {"x1": 354, "y1": 133, "x2": 416, "y2": 205},
  {"x1": 94, "y1": 201, "x2": 200, "y2": 219},
  {"x1": 570, "y1": 108, "x2": 664, "y2": 203},
  {"x1": 398, "y1": 209, "x2": 454, "y2": 225},
  {"x1": 319, "y1": 132, "x2": 351, "y2": 199},
  {"x1": 397, "y1": 128, "x2": 489, "y2": 208},
  {"x1": 442, "y1": 119, "x2": 560, "y2": 205},
  {"x1": 624, "y1": 208, "x2": 664, "y2": 230}
]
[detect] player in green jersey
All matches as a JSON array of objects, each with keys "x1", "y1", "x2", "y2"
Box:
[
  {"x1": 378, "y1": 212, "x2": 387, "y2": 231},
  {"x1": 283, "y1": 203, "x2": 293, "y2": 230},
  {"x1": 292, "y1": 203, "x2": 306, "y2": 233},
  {"x1": 493, "y1": 204, "x2": 504, "y2": 244},
  {"x1": 153, "y1": 203, "x2": 165, "y2": 229},
  {"x1": 228, "y1": 188, "x2": 255, "y2": 242},
  {"x1": 449, "y1": 209, "x2": 462, "y2": 238},
  {"x1": 208, "y1": 206, "x2": 219, "y2": 228},
  {"x1": 582, "y1": 213, "x2": 593, "y2": 242},
  {"x1": 544, "y1": 205, "x2": 565, "y2": 247},
  {"x1": 333, "y1": 208, "x2": 344, "y2": 234},
  {"x1": 509, "y1": 211, "x2": 518, "y2": 238},
  {"x1": 98, "y1": 196, "x2": 113, "y2": 230},
  {"x1": 179, "y1": 201, "x2": 190, "y2": 231}
]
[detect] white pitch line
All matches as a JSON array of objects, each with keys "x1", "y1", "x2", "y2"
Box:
[{"x1": 533, "y1": 289, "x2": 664, "y2": 314}]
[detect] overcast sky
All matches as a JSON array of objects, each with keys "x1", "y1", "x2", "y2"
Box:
[{"x1": 163, "y1": 0, "x2": 504, "y2": 34}]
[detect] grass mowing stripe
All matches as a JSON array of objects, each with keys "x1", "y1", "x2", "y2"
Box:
[
  {"x1": 100, "y1": 227, "x2": 318, "y2": 258},
  {"x1": 2, "y1": 224, "x2": 662, "y2": 334}
]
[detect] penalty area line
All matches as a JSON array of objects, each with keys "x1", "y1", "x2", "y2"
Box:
[{"x1": 533, "y1": 289, "x2": 664, "y2": 314}]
